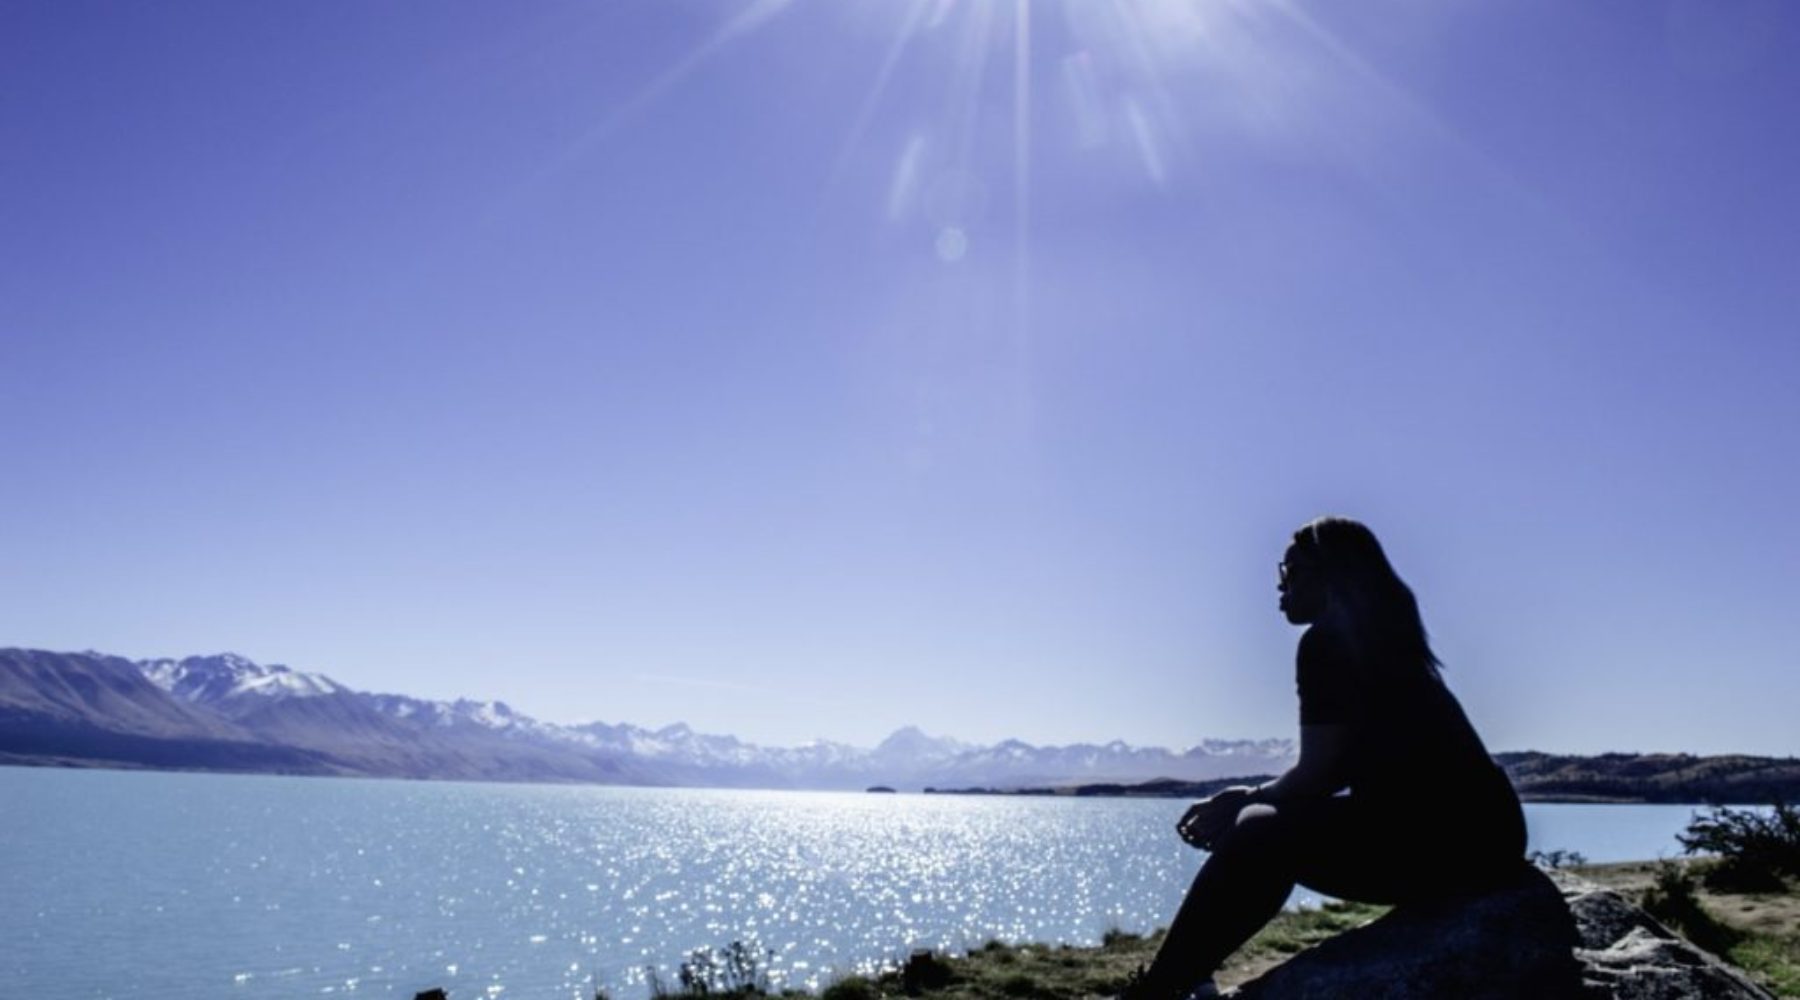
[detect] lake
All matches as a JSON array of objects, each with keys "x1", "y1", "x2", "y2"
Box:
[{"x1": 0, "y1": 767, "x2": 1713, "y2": 1000}]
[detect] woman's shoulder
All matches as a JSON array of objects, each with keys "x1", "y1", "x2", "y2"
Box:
[
  {"x1": 1297, "y1": 623, "x2": 1354, "y2": 666},
  {"x1": 1295, "y1": 625, "x2": 1360, "y2": 696}
]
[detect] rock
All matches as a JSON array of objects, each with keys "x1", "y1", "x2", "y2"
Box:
[
  {"x1": 1228, "y1": 866, "x2": 1774, "y2": 999},
  {"x1": 1558, "y1": 872, "x2": 1775, "y2": 999}
]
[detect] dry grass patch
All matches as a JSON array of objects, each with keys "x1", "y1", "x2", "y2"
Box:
[
  {"x1": 799, "y1": 901, "x2": 1387, "y2": 1000},
  {"x1": 1575, "y1": 860, "x2": 1800, "y2": 998}
]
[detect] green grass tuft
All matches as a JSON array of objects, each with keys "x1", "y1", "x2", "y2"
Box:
[{"x1": 1726, "y1": 934, "x2": 1800, "y2": 998}]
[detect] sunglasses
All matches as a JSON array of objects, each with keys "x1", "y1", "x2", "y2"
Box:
[{"x1": 1277, "y1": 560, "x2": 1313, "y2": 586}]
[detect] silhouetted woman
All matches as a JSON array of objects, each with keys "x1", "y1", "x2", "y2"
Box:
[{"x1": 1127, "y1": 517, "x2": 1525, "y2": 998}]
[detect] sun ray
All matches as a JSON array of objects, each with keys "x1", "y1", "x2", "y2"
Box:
[
  {"x1": 1123, "y1": 97, "x2": 1168, "y2": 185},
  {"x1": 1105, "y1": 0, "x2": 1187, "y2": 180},
  {"x1": 887, "y1": 132, "x2": 930, "y2": 222},
  {"x1": 826, "y1": 0, "x2": 935, "y2": 194},
  {"x1": 926, "y1": 0, "x2": 959, "y2": 32},
  {"x1": 492, "y1": 0, "x2": 798, "y2": 217},
  {"x1": 1105, "y1": 0, "x2": 1172, "y2": 94},
  {"x1": 895, "y1": 0, "x2": 1001, "y2": 261},
  {"x1": 580, "y1": 0, "x2": 798, "y2": 146},
  {"x1": 946, "y1": 0, "x2": 999, "y2": 167},
  {"x1": 1262, "y1": 0, "x2": 1454, "y2": 139},
  {"x1": 1261, "y1": 0, "x2": 1553, "y2": 216},
  {"x1": 1012, "y1": 0, "x2": 1033, "y2": 352}
]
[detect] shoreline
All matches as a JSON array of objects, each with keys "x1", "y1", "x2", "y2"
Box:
[{"x1": 1, "y1": 760, "x2": 1784, "y2": 806}]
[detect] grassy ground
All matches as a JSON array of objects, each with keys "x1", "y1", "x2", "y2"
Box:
[
  {"x1": 635, "y1": 863, "x2": 1796, "y2": 1000},
  {"x1": 833, "y1": 900, "x2": 1388, "y2": 1000},
  {"x1": 637, "y1": 901, "x2": 1387, "y2": 1000},
  {"x1": 1572, "y1": 859, "x2": 1800, "y2": 999}
]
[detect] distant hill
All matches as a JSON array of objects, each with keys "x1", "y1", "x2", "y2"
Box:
[
  {"x1": 11, "y1": 648, "x2": 1782, "y2": 802},
  {"x1": 923, "y1": 755, "x2": 1800, "y2": 805},
  {"x1": 924, "y1": 775, "x2": 1281, "y2": 799},
  {"x1": 0, "y1": 649, "x2": 337, "y2": 773},
  {"x1": 1496, "y1": 751, "x2": 1800, "y2": 804},
  {"x1": 0, "y1": 647, "x2": 1297, "y2": 789}
]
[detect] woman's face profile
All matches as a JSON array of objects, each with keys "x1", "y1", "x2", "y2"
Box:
[{"x1": 1277, "y1": 544, "x2": 1327, "y2": 625}]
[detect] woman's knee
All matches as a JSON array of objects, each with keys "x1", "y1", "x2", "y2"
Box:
[{"x1": 1213, "y1": 803, "x2": 1292, "y2": 859}]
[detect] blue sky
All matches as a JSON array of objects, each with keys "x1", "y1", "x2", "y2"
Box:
[{"x1": 3, "y1": 0, "x2": 1796, "y2": 755}]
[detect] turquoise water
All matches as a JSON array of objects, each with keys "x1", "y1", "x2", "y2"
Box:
[{"x1": 0, "y1": 767, "x2": 1708, "y2": 1000}]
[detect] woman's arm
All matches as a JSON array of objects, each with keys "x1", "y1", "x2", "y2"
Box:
[
  {"x1": 1249, "y1": 723, "x2": 1352, "y2": 804},
  {"x1": 1176, "y1": 724, "x2": 1352, "y2": 847}
]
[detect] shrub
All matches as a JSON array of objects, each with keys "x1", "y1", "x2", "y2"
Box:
[
  {"x1": 820, "y1": 976, "x2": 878, "y2": 1000},
  {"x1": 1678, "y1": 801, "x2": 1800, "y2": 892},
  {"x1": 900, "y1": 950, "x2": 953, "y2": 995},
  {"x1": 998, "y1": 972, "x2": 1040, "y2": 997},
  {"x1": 647, "y1": 940, "x2": 773, "y2": 999},
  {"x1": 676, "y1": 940, "x2": 774, "y2": 997},
  {"x1": 1099, "y1": 928, "x2": 1141, "y2": 950},
  {"x1": 1640, "y1": 861, "x2": 1740, "y2": 956}
]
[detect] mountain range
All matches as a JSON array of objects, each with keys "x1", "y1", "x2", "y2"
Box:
[{"x1": 0, "y1": 648, "x2": 1296, "y2": 789}]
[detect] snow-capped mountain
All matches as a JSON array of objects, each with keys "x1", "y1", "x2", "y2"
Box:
[
  {"x1": 873, "y1": 724, "x2": 970, "y2": 764},
  {"x1": 0, "y1": 647, "x2": 1295, "y2": 788},
  {"x1": 139, "y1": 653, "x2": 345, "y2": 709},
  {"x1": 364, "y1": 691, "x2": 574, "y2": 743}
]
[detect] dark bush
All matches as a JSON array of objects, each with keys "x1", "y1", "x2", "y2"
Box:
[
  {"x1": 901, "y1": 950, "x2": 953, "y2": 994},
  {"x1": 1099, "y1": 928, "x2": 1142, "y2": 950},
  {"x1": 1678, "y1": 801, "x2": 1800, "y2": 892},
  {"x1": 820, "y1": 976, "x2": 878, "y2": 1000},
  {"x1": 1641, "y1": 862, "x2": 1741, "y2": 956}
]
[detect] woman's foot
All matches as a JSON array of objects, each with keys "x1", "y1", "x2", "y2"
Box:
[
  {"x1": 1117, "y1": 966, "x2": 1220, "y2": 1000},
  {"x1": 1185, "y1": 978, "x2": 1220, "y2": 1000},
  {"x1": 1115, "y1": 966, "x2": 1155, "y2": 1000}
]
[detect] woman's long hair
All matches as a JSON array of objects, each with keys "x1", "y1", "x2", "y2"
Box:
[{"x1": 1293, "y1": 517, "x2": 1441, "y2": 683}]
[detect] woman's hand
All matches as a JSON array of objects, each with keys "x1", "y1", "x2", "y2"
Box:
[{"x1": 1176, "y1": 786, "x2": 1256, "y2": 850}]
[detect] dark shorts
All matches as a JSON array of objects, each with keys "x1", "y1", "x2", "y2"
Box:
[{"x1": 1219, "y1": 794, "x2": 1528, "y2": 905}]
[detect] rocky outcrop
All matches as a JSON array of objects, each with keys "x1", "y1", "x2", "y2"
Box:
[
  {"x1": 1230, "y1": 867, "x2": 1773, "y2": 999},
  {"x1": 1559, "y1": 872, "x2": 1774, "y2": 999}
]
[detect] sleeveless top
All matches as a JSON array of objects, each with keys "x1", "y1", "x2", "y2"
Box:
[{"x1": 1296, "y1": 625, "x2": 1522, "y2": 831}]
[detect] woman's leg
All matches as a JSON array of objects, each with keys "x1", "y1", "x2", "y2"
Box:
[
  {"x1": 1288, "y1": 796, "x2": 1528, "y2": 904},
  {"x1": 1140, "y1": 795, "x2": 1528, "y2": 997},
  {"x1": 1137, "y1": 800, "x2": 1348, "y2": 997},
  {"x1": 1136, "y1": 795, "x2": 1522, "y2": 997}
]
